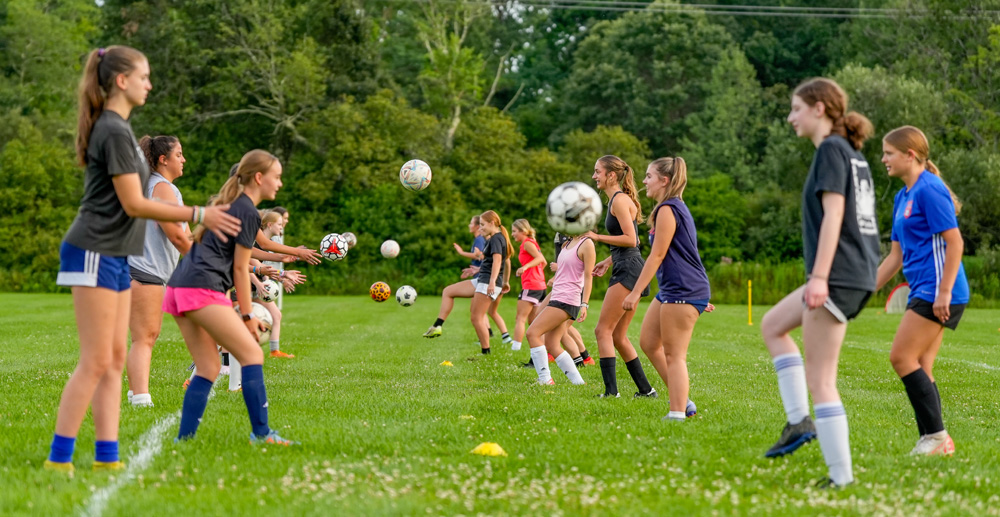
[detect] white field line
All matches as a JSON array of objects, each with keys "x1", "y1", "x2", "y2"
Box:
[
  {"x1": 845, "y1": 342, "x2": 1000, "y2": 371},
  {"x1": 81, "y1": 388, "x2": 216, "y2": 517}
]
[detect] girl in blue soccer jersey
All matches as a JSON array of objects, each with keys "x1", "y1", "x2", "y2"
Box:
[
  {"x1": 46, "y1": 46, "x2": 241, "y2": 472},
  {"x1": 760, "y1": 78, "x2": 879, "y2": 488},
  {"x1": 875, "y1": 126, "x2": 967, "y2": 456}
]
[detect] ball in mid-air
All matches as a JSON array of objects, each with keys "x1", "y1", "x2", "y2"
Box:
[
  {"x1": 320, "y1": 233, "x2": 349, "y2": 261},
  {"x1": 546, "y1": 181, "x2": 603, "y2": 235},
  {"x1": 370, "y1": 281, "x2": 391, "y2": 302},
  {"x1": 396, "y1": 285, "x2": 417, "y2": 307},
  {"x1": 342, "y1": 232, "x2": 357, "y2": 249},
  {"x1": 399, "y1": 159, "x2": 432, "y2": 191},
  {"x1": 381, "y1": 239, "x2": 400, "y2": 258}
]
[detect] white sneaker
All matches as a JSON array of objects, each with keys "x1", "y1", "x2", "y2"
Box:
[
  {"x1": 219, "y1": 365, "x2": 230, "y2": 377},
  {"x1": 130, "y1": 393, "x2": 154, "y2": 407},
  {"x1": 510, "y1": 341, "x2": 521, "y2": 351},
  {"x1": 910, "y1": 431, "x2": 954, "y2": 456}
]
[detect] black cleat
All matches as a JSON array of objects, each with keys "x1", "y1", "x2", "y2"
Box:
[{"x1": 765, "y1": 416, "x2": 817, "y2": 458}]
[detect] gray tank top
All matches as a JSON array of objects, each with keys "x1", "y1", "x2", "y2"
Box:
[{"x1": 127, "y1": 174, "x2": 187, "y2": 282}]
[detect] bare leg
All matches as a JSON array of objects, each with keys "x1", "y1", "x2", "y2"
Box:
[
  {"x1": 761, "y1": 286, "x2": 806, "y2": 358},
  {"x1": 126, "y1": 282, "x2": 165, "y2": 396},
  {"x1": 513, "y1": 300, "x2": 534, "y2": 343},
  {"x1": 639, "y1": 298, "x2": 668, "y2": 386},
  {"x1": 437, "y1": 280, "x2": 475, "y2": 321},
  {"x1": 595, "y1": 284, "x2": 638, "y2": 361},
  {"x1": 890, "y1": 311, "x2": 945, "y2": 380},
  {"x1": 660, "y1": 303, "x2": 699, "y2": 413},
  {"x1": 470, "y1": 293, "x2": 492, "y2": 350},
  {"x1": 488, "y1": 294, "x2": 509, "y2": 334}
]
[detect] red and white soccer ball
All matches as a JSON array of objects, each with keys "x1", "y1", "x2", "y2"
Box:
[
  {"x1": 381, "y1": 239, "x2": 400, "y2": 258},
  {"x1": 320, "y1": 233, "x2": 349, "y2": 261},
  {"x1": 399, "y1": 159, "x2": 432, "y2": 191}
]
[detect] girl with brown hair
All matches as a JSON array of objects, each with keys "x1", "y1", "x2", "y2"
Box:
[{"x1": 470, "y1": 211, "x2": 513, "y2": 354}]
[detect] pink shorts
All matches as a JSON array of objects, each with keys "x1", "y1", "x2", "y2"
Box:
[{"x1": 162, "y1": 286, "x2": 232, "y2": 316}]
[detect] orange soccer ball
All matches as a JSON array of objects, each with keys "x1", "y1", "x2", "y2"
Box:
[{"x1": 370, "y1": 281, "x2": 391, "y2": 302}]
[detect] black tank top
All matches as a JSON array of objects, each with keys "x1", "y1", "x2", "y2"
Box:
[{"x1": 605, "y1": 191, "x2": 640, "y2": 259}]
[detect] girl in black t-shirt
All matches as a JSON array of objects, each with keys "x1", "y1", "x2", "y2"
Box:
[
  {"x1": 760, "y1": 78, "x2": 878, "y2": 488},
  {"x1": 165, "y1": 149, "x2": 296, "y2": 445},
  {"x1": 46, "y1": 46, "x2": 241, "y2": 473},
  {"x1": 471, "y1": 211, "x2": 513, "y2": 354}
]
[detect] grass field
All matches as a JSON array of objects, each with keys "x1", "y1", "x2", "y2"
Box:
[{"x1": 1, "y1": 293, "x2": 999, "y2": 516}]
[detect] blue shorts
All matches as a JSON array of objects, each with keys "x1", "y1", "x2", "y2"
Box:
[
  {"x1": 655, "y1": 295, "x2": 710, "y2": 314},
  {"x1": 56, "y1": 241, "x2": 131, "y2": 292}
]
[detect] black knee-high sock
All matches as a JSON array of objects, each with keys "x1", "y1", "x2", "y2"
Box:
[
  {"x1": 901, "y1": 369, "x2": 944, "y2": 436},
  {"x1": 433, "y1": 318, "x2": 445, "y2": 327},
  {"x1": 581, "y1": 350, "x2": 591, "y2": 361},
  {"x1": 600, "y1": 357, "x2": 618, "y2": 395},
  {"x1": 625, "y1": 357, "x2": 653, "y2": 395},
  {"x1": 932, "y1": 381, "x2": 943, "y2": 429}
]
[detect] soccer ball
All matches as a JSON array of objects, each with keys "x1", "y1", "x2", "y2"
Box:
[
  {"x1": 399, "y1": 159, "x2": 432, "y2": 191},
  {"x1": 342, "y1": 232, "x2": 357, "y2": 249},
  {"x1": 396, "y1": 285, "x2": 417, "y2": 307},
  {"x1": 381, "y1": 239, "x2": 400, "y2": 258},
  {"x1": 546, "y1": 181, "x2": 603, "y2": 235},
  {"x1": 258, "y1": 279, "x2": 280, "y2": 303},
  {"x1": 320, "y1": 233, "x2": 349, "y2": 261},
  {"x1": 236, "y1": 302, "x2": 272, "y2": 346},
  {"x1": 370, "y1": 281, "x2": 391, "y2": 302}
]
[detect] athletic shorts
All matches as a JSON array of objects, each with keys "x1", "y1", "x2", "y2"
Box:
[
  {"x1": 474, "y1": 281, "x2": 501, "y2": 301},
  {"x1": 162, "y1": 286, "x2": 231, "y2": 317},
  {"x1": 655, "y1": 295, "x2": 710, "y2": 315},
  {"x1": 907, "y1": 298, "x2": 965, "y2": 330},
  {"x1": 56, "y1": 241, "x2": 131, "y2": 292},
  {"x1": 809, "y1": 285, "x2": 873, "y2": 323},
  {"x1": 129, "y1": 267, "x2": 166, "y2": 286},
  {"x1": 518, "y1": 288, "x2": 547, "y2": 305},
  {"x1": 548, "y1": 300, "x2": 581, "y2": 320},
  {"x1": 609, "y1": 251, "x2": 650, "y2": 296}
]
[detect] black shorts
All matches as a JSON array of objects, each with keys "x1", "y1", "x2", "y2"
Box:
[
  {"x1": 609, "y1": 251, "x2": 650, "y2": 296},
  {"x1": 518, "y1": 289, "x2": 547, "y2": 305},
  {"x1": 907, "y1": 298, "x2": 965, "y2": 330},
  {"x1": 548, "y1": 300, "x2": 581, "y2": 320},
  {"x1": 129, "y1": 268, "x2": 166, "y2": 286},
  {"x1": 815, "y1": 285, "x2": 872, "y2": 323}
]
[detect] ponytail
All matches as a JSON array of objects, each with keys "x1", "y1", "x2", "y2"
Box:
[
  {"x1": 836, "y1": 112, "x2": 874, "y2": 151},
  {"x1": 884, "y1": 125, "x2": 961, "y2": 215},
  {"x1": 794, "y1": 77, "x2": 872, "y2": 151},
  {"x1": 597, "y1": 155, "x2": 645, "y2": 223},
  {"x1": 76, "y1": 46, "x2": 147, "y2": 166},
  {"x1": 138, "y1": 135, "x2": 179, "y2": 173},
  {"x1": 649, "y1": 156, "x2": 689, "y2": 201},
  {"x1": 192, "y1": 149, "x2": 278, "y2": 242},
  {"x1": 512, "y1": 219, "x2": 536, "y2": 239},
  {"x1": 500, "y1": 226, "x2": 514, "y2": 258}
]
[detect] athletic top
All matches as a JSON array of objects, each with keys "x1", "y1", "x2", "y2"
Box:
[
  {"x1": 471, "y1": 234, "x2": 486, "y2": 267},
  {"x1": 650, "y1": 199, "x2": 711, "y2": 300},
  {"x1": 802, "y1": 134, "x2": 880, "y2": 291},
  {"x1": 518, "y1": 238, "x2": 546, "y2": 290},
  {"x1": 262, "y1": 233, "x2": 283, "y2": 272},
  {"x1": 64, "y1": 110, "x2": 150, "y2": 256},
  {"x1": 477, "y1": 232, "x2": 508, "y2": 288},
  {"x1": 891, "y1": 171, "x2": 970, "y2": 304},
  {"x1": 550, "y1": 237, "x2": 589, "y2": 306},
  {"x1": 553, "y1": 232, "x2": 571, "y2": 257},
  {"x1": 167, "y1": 194, "x2": 261, "y2": 293},
  {"x1": 605, "y1": 191, "x2": 641, "y2": 260},
  {"x1": 127, "y1": 174, "x2": 187, "y2": 282}
]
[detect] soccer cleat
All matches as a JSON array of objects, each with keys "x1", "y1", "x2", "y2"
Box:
[
  {"x1": 548, "y1": 354, "x2": 555, "y2": 363},
  {"x1": 597, "y1": 392, "x2": 620, "y2": 399},
  {"x1": 685, "y1": 399, "x2": 698, "y2": 417},
  {"x1": 910, "y1": 431, "x2": 954, "y2": 456},
  {"x1": 269, "y1": 350, "x2": 295, "y2": 358},
  {"x1": 43, "y1": 460, "x2": 74, "y2": 473},
  {"x1": 423, "y1": 326, "x2": 443, "y2": 338},
  {"x1": 93, "y1": 460, "x2": 125, "y2": 471},
  {"x1": 249, "y1": 430, "x2": 297, "y2": 446},
  {"x1": 130, "y1": 393, "x2": 153, "y2": 407},
  {"x1": 501, "y1": 335, "x2": 513, "y2": 345},
  {"x1": 510, "y1": 341, "x2": 521, "y2": 352},
  {"x1": 764, "y1": 416, "x2": 817, "y2": 458},
  {"x1": 521, "y1": 359, "x2": 535, "y2": 368},
  {"x1": 182, "y1": 378, "x2": 190, "y2": 390},
  {"x1": 634, "y1": 388, "x2": 658, "y2": 398},
  {"x1": 539, "y1": 378, "x2": 555, "y2": 386},
  {"x1": 583, "y1": 357, "x2": 596, "y2": 366},
  {"x1": 815, "y1": 476, "x2": 853, "y2": 489}
]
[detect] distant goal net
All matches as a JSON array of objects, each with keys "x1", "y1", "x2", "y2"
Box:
[{"x1": 885, "y1": 283, "x2": 910, "y2": 314}]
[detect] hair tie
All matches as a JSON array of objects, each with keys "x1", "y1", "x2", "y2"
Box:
[{"x1": 98, "y1": 48, "x2": 106, "y2": 58}]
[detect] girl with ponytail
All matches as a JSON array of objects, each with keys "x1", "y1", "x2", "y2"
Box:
[
  {"x1": 470, "y1": 211, "x2": 513, "y2": 354},
  {"x1": 582, "y1": 155, "x2": 656, "y2": 399},
  {"x1": 874, "y1": 125, "x2": 967, "y2": 456},
  {"x1": 164, "y1": 149, "x2": 296, "y2": 446},
  {"x1": 46, "y1": 47, "x2": 241, "y2": 473},
  {"x1": 759, "y1": 77, "x2": 880, "y2": 488}
]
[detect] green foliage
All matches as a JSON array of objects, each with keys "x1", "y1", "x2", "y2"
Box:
[{"x1": 684, "y1": 173, "x2": 747, "y2": 263}]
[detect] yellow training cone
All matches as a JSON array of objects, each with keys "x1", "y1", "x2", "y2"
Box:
[
  {"x1": 471, "y1": 442, "x2": 507, "y2": 457},
  {"x1": 440, "y1": 361, "x2": 453, "y2": 366}
]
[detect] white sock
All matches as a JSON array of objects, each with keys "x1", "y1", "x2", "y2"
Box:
[
  {"x1": 774, "y1": 353, "x2": 810, "y2": 424},
  {"x1": 667, "y1": 411, "x2": 685, "y2": 421},
  {"x1": 815, "y1": 401, "x2": 853, "y2": 485},
  {"x1": 127, "y1": 390, "x2": 134, "y2": 402},
  {"x1": 269, "y1": 340, "x2": 280, "y2": 352},
  {"x1": 510, "y1": 340, "x2": 521, "y2": 351},
  {"x1": 554, "y1": 351, "x2": 585, "y2": 385},
  {"x1": 530, "y1": 347, "x2": 551, "y2": 385},
  {"x1": 229, "y1": 355, "x2": 242, "y2": 391}
]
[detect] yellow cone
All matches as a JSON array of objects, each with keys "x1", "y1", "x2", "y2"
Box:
[
  {"x1": 471, "y1": 442, "x2": 507, "y2": 457},
  {"x1": 440, "y1": 360, "x2": 453, "y2": 367}
]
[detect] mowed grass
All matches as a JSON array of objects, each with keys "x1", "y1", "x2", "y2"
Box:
[{"x1": 1, "y1": 293, "x2": 999, "y2": 516}]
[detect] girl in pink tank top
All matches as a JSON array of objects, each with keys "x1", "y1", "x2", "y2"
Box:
[
  {"x1": 510, "y1": 219, "x2": 547, "y2": 352},
  {"x1": 525, "y1": 234, "x2": 596, "y2": 385}
]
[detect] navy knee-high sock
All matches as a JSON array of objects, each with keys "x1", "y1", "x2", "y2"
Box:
[
  {"x1": 177, "y1": 375, "x2": 214, "y2": 440},
  {"x1": 901, "y1": 369, "x2": 943, "y2": 436},
  {"x1": 241, "y1": 364, "x2": 270, "y2": 437}
]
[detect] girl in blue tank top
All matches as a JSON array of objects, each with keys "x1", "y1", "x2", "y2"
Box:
[{"x1": 623, "y1": 157, "x2": 711, "y2": 422}]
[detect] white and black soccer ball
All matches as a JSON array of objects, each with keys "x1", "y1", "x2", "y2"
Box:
[
  {"x1": 381, "y1": 239, "x2": 400, "y2": 258},
  {"x1": 259, "y1": 279, "x2": 280, "y2": 303},
  {"x1": 399, "y1": 159, "x2": 432, "y2": 191},
  {"x1": 396, "y1": 285, "x2": 417, "y2": 307},
  {"x1": 320, "y1": 233, "x2": 349, "y2": 261},
  {"x1": 342, "y1": 231, "x2": 357, "y2": 249},
  {"x1": 251, "y1": 302, "x2": 273, "y2": 345},
  {"x1": 546, "y1": 181, "x2": 603, "y2": 234}
]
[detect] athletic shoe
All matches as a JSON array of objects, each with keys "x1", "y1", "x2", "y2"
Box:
[
  {"x1": 583, "y1": 357, "x2": 596, "y2": 366},
  {"x1": 93, "y1": 461, "x2": 125, "y2": 471},
  {"x1": 249, "y1": 430, "x2": 297, "y2": 446},
  {"x1": 540, "y1": 378, "x2": 555, "y2": 386},
  {"x1": 548, "y1": 353, "x2": 555, "y2": 363},
  {"x1": 502, "y1": 335, "x2": 513, "y2": 345},
  {"x1": 423, "y1": 326, "x2": 443, "y2": 338},
  {"x1": 764, "y1": 416, "x2": 817, "y2": 458},
  {"x1": 43, "y1": 460, "x2": 73, "y2": 473},
  {"x1": 634, "y1": 388, "x2": 658, "y2": 398},
  {"x1": 130, "y1": 393, "x2": 153, "y2": 407},
  {"x1": 685, "y1": 399, "x2": 698, "y2": 417},
  {"x1": 182, "y1": 378, "x2": 190, "y2": 390},
  {"x1": 218, "y1": 365, "x2": 230, "y2": 377},
  {"x1": 186, "y1": 361, "x2": 196, "y2": 372},
  {"x1": 521, "y1": 359, "x2": 534, "y2": 368},
  {"x1": 597, "y1": 392, "x2": 620, "y2": 398},
  {"x1": 269, "y1": 350, "x2": 295, "y2": 358},
  {"x1": 510, "y1": 342, "x2": 521, "y2": 352},
  {"x1": 815, "y1": 476, "x2": 853, "y2": 489},
  {"x1": 910, "y1": 431, "x2": 955, "y2": 456}
]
